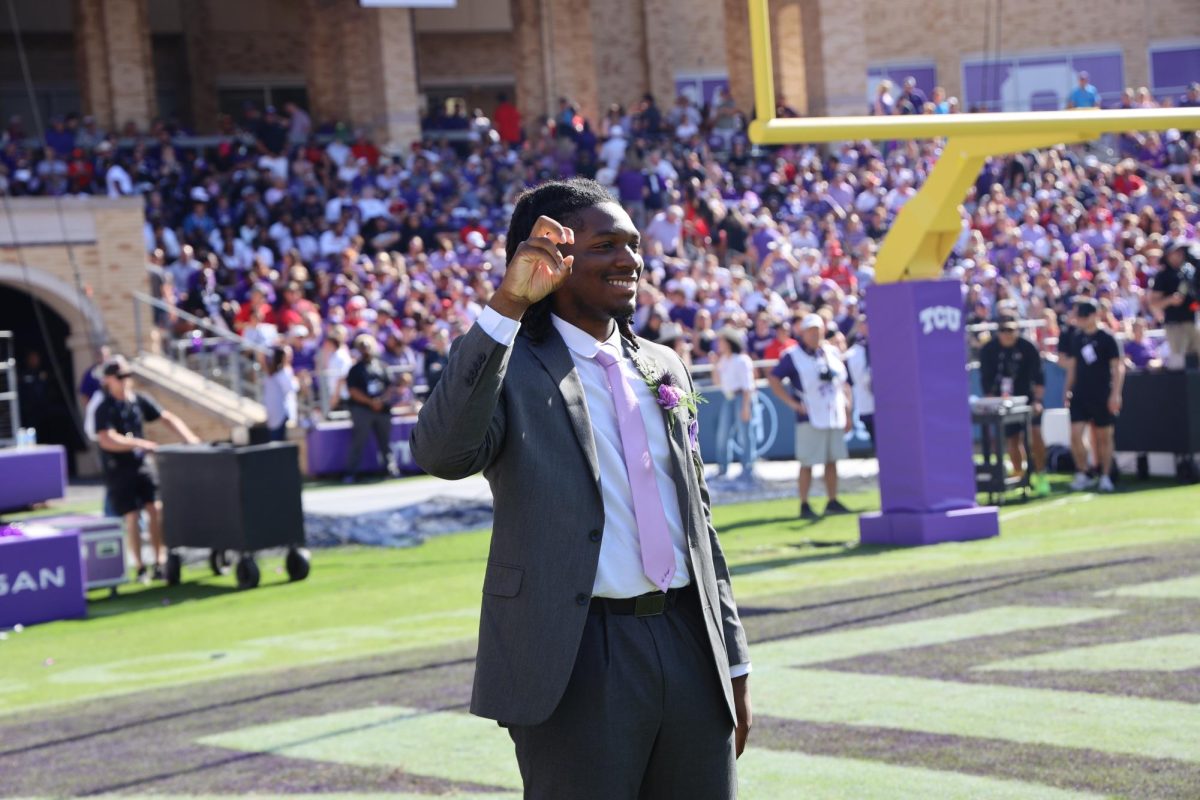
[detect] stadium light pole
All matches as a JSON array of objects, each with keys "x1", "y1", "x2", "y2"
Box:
[{"x1": 743, "y1": 0, "x2": 1200, "y2": 545}]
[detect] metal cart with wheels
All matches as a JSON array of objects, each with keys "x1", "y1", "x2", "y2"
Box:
[
  {"x1": 972, "y1": 397, "x2": 1033, "y2": 505},
  {"x1": 156, "y1": 442, "x2": 309, "y2": 589}
]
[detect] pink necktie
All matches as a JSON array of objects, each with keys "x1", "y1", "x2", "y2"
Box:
[{"x1": 594, "y1": 343, "x2": 676, "y2": 592}]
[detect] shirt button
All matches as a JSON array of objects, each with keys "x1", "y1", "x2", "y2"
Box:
[
  {"x1": 588, "y1": 529, "x2": 602, "y2": 542},
  {"x1": 575, "y1": 592, "x2": 590, "y2": 605}
]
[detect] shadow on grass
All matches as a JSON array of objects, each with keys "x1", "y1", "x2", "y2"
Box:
[
  {"x1": 0, "y1": 653, "x2": 474, "y2": 762},
  {"x1": 730, "y1": 542, "x2": 895, "y2": 579},
  {"x1": 80, "y1": 577, "x2": 289, "y2": 620},
  {"x1": 740, "y1": 554, "x2": 1152, "y2": 639}
]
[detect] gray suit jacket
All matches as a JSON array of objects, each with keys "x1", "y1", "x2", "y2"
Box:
[{"x1": 411, "y1": 322, "x2": 750, "y2": 726}]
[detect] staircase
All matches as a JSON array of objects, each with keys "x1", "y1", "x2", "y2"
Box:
[
  {"x1": 130, "y1": 293, "x2": 269, "y2": 443},
  {"x1": 132, "y1": 352, "x2": 266, "y2": 441}
]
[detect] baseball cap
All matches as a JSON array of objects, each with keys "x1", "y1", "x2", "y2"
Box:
[
  {"x1": 800, "y1": 313, "x2": 824, "y2": 331},
  {"x1": 1075, "y1": 298, "x2": 1099, "y2": 316},
  {"x1": 997, "y1": 315, "x2": 1019, "y2": 332},
  {"x1": 102, "y1": 355, "x2": 133, "y2": 379}
]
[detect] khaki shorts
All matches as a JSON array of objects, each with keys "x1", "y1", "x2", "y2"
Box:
[
  {"x1": 1164, "y1": 321, "x2": 1200, "y2": 368},
  {"x1": 795, "y1": 422, "x2": 849, "y2": 467}
]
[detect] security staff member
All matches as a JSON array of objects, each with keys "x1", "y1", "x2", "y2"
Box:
[
  {"x1": 94, "y1": 356, "x2": 199, "y2": 581},
  {"x1": 344, "y1": 334, "x2": 397, "y2": 483},
  {"x1": 1148, "y1": 240, "x2": 1199, "y2": 369},
  {"x1": 1063, "y1": 299, "x2": 1124, "y2": 494},
  {"x1": 979, "y1": 315, "x2": 1048, "y2": 496}
]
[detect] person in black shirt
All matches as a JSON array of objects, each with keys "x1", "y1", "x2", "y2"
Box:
[
  {"x1": 93, "y1": 356, "x2": 199, "y2": 581},
  {"x1": 344, "y1": 334, "x2": 397, "y2": 483},
  {"x1": 1063, "y1": 299, "x2": 1125, "y2": 493},
  {"x1": 1148, "y1": 240, "x2": 1199, "y2": 369},
  {"x1": 979, "y1": 315, "x2": 1048, "y2": 496}
]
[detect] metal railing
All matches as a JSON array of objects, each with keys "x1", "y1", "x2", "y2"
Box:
[
  {"x1": 132, "y1": 292, "x2": 269, "y2": 405},
  {"x1": 0, "y1": 331, "x2": 19, "y2": 446}
]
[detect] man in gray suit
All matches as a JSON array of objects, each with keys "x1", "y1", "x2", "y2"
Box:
[{"x1": 412, "y1": 179, "x2": 751, "y2": 798}]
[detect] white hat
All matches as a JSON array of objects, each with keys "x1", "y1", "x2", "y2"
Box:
[
  {"x1": 190, "y1": 187, "x2": 210, "y2": 203},
  {"x1": 610, "y1": 125, "x2": 624, "y2": 138},
  {"x1": 466, "y1": 231, "x2": 486, "y2": 249},
  {"x1": 800, "y1": 313, "x2": 824, "y2": 331}
]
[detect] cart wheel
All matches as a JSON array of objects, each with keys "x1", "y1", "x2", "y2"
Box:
[
  {"x1": 285, "y1": 547, "x2": 311, "y2": 582},
  {"x1": 236, "y1": 556, "x2": 261, "y2": 589},
  {"x1": 165, "y1": 552, "x2": 182, "y2": 586},
  {"x1": 209, "y1": 549, "x2": 232, "y2": 576}
]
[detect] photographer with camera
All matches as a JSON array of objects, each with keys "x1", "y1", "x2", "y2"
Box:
[
  {"x1": 769, "y1": 314, "x2": 853, "y2": 520},
  {"x1": 979, "y1": 314, "x2": 1049, "y2": 496},
  {"x1": 1148, "y1": 239, "x2": 1199, "y2": 369}
]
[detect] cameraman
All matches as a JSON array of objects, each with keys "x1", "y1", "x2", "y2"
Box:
[
  {"x1": 1149, "y1": 239, "x2": 1199, "y2": 369},
  {"x1": 979, "y1": 315, "x2": 1048, "y2": 496},
  {"x1": 769, "y1": 314, "x2": 853, "y2": 520}
]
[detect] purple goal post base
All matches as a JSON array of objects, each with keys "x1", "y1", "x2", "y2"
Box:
[{"x1": 858, "y1": 280, "x2": 999, "y2": 546}]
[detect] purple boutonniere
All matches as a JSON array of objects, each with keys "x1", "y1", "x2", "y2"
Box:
[{"x1": 631, "y1": 352, "x2": 705, "y2": 452}]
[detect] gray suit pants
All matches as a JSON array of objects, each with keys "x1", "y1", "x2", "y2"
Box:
[{"x1": 507, "y1": 586, "x2": 737, "y2": 799}]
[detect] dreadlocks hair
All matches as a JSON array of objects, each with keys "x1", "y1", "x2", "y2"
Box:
[{"x1": 505, "y1": 178, "x2": 641, "y2": 351}]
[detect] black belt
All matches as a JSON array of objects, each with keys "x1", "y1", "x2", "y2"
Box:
[{"x1": 589, "y1": 583, "x2": 695, "y2": 617}]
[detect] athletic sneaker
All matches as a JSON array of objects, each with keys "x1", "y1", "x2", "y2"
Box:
[
  {"x1": 1033, "y1": 473, "x2": 1051, "y2": 497},
  {"x1": 1096, "y1": 475, "x2": 1115, "y2": 493},
  {"x1": 1069, "y1": 472, "x2": 1094, "y2": 491},
  {"x1": 824, "y1": 499, "x2": 851, "y2": 515},
  {"x1": 799, "y1": 502, "x2": 819, "y2": 520},
  {"x1": 135, "y1": 565, "x2": 149, "y2": 584}
]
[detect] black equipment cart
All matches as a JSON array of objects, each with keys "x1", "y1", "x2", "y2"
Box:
[
  {"x1": 157, "y1": 442, "x2": 309, "y2": 589},
  {"x1": 972, "y1": 397, "x2": 1033, "y2": 505}
]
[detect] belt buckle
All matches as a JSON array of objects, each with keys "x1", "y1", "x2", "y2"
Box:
[{"x1": 634, "y1": 592, "x2": 667, "y2": 617}]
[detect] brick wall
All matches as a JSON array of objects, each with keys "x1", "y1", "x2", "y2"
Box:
[
  {"x1": 0, "y1": 198, "x2": 144, "y2": 369},
  {"x1": 416, "y1": 32, "x2": 515, "y2": 84}
]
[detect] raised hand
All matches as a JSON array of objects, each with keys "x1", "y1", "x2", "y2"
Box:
[{"x1": 490, "y1": 216, "x2": 575, "y2": 320}]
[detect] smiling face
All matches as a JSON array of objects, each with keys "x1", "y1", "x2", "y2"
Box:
[{"x1": 551, "y1": 202, "x2": 643, "y2": 332}]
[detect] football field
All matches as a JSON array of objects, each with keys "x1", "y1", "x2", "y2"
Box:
[{"x1": 2, "y1": 478, "x2": 1199, "y2": 799}]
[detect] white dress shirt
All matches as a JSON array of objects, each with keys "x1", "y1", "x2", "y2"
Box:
[
  {"x1": 716, "y1": 353, "x2": 755, "y2": 399},
  {"x1": 477, "y1": 306, "x2": 750, "y2": 678}
]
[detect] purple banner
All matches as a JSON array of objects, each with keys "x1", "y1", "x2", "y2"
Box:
[
  {"x1": 305, "y1": 416, "x2": 422, "y2": 476},
  {"x1": 963, "y1": 51, "x2": 1123, "y2": 111},
  {"x1": 1150, "y1": 46, "x2": 1200, "y2": 93},
  {"x1": 0, "y1": 526, "x2": 86, "y2": 628},
  {"x1": 0, "y1": 446, "x2": 67, "y2": 511},
  {"x1": 859, "y1": 280, "x2": 998, "y2": 545},
  {"x1": 675, "y1": 76, "x2": 729, "y2": 108}
]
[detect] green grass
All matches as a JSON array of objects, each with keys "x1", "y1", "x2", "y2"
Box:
[{"x1": 0, "y1": 476, "x2": 1196, "y2": 716}]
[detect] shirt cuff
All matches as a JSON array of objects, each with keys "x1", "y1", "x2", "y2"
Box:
[
  {"x1": 476, "y1": 305, "x2": 521, "y2": 347},
  {"x1": 728, "y1": 662, "x2": 752, "y2": 679}
]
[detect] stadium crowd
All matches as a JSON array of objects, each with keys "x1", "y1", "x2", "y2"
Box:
[{"x1": 3, "y1": 79, "x2": 1199, "y2": 428}]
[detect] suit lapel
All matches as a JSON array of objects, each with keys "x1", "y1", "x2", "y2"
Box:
[
  {"x1": 527, "y1": 330, "x2": 602, "y2": 489},
  {"x1": 636, "y1": 344, "x2": 698, "y2": 546}
]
